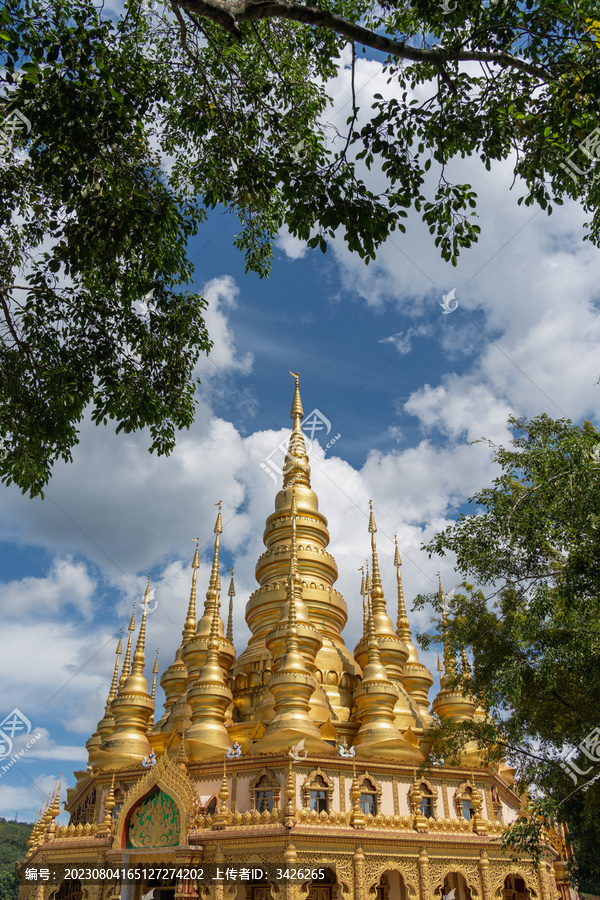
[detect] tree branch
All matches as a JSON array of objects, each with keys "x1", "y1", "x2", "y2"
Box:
[{"x1": 174, "y1": 0, "x2": 552, "y2": 82}]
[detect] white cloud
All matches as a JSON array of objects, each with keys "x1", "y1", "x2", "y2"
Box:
[
  {"x1": 196, "y1": 275, "x2": 253, "y2": 379},
  {"x1": 0, "y1": 557, "x2": 97, "y2": 619}
]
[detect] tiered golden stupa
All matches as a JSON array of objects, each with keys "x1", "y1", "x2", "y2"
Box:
[{"x1": 20, "y1": 375, "x2": 573, "y2": 900}]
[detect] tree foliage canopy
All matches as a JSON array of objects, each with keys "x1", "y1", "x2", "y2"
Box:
[
  {"x1": 2, "y1": 0, "x2": 600, "y2": 495},
  {"x1": 420, "y1": 415, "x2": 600, "y2": 884}
]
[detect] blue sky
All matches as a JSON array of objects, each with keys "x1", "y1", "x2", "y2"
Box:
[{"x1": 1, "y1": 47, "x2": 600, "y2": 823}]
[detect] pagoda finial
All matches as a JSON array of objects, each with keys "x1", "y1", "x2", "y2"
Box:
[
  {"x1": 359, "y1": 566, "x2": 367, "y2": 636},
  {"x1": 367, "y1": 501, "x2": 395, "y2": 636},
  {"x1": 393, "y1": 535, "x2": 410, "y2": 638},
  {"x1": 131, "y1": 575, "x2": 151, "y2": 676},
  {"x1": 226, "y1": 567, "x2": 235, "y2": 642},
  {"x1": 208, "y1": 502, "x2": 222, "y2": 597},
  {"x1": 363, "y1": 595, "x2": 387, "y2": 681},
  {"x1": 438, "y1": 574, "x2": 456, "y2": 678},
  {"x1": 368, "y1": 500, "x2": 382, "y2": 597},
  {"x1": 105, "y1": 628, "x2": 123, "y2": 713},
  {"x1": 148, "y1": 648, "x2": 159, "y2": 727},
  {"x1": 118, "y1": 603, "x2": 136, "y2": 689},
  {"x1": 183, "y1": 539, "x2": 200, "y2": 643},
  {"x1": 283, "y1": 372, "x2": 311, "y2": 489}
]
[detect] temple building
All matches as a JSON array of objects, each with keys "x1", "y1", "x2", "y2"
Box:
[{"x1": 20, "y1": 375, "x2": 574, "y2": 900}]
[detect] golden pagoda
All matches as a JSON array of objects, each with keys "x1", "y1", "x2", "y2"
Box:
[{"x1": 20, "y1": 374, "x2": 572, "y2": 900}]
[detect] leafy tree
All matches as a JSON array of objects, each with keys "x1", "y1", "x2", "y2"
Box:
[
  {"x1": 0, "y1": 818, "x2": 33, "y2": 900},
  {"x1": 3, "y1": 0, "x2": 600, "y2": 495},
  {"x1": 420, "y1": 415, "x2": 600, "y2": 883}
]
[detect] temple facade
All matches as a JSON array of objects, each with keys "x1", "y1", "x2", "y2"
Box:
[{"x1": 20, "y1": 375, "x2": 574, "y2": 900}]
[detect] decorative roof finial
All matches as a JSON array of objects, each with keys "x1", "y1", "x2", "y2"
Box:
[
  {"x1": 148, "y1": 648, "x2": 159, "y2": 727},
  {"x1": 131, "y1": 575, "x2": 151, "y2": 676},
  {"x1": 226, "y1": 567, "x2": 235, "y2": 642},
  {"x1": 118, "y1": 603, "x2": 136, "y2": 689},
  {"x1": 283, "y1": 372, "x2": 311, "y2": 489},
  {"x1": 183, "y1": 539, "x2": 200, "y2": 644},
  {"x1": 393, "y1": 535, "x2": 410, "y2": 638},
  {"x1": 105, "y1": 628, "x2": 123, "y2": 713},
  {"x1": 438, "y1": 574, "x2": 456, "y2": 677}
]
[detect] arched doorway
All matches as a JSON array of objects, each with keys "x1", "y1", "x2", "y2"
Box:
[
  {"x1": 376, "y1": 869, "x2": 409, "y2": 900},
  {"x1": 502, "y1": 875, "x2": 531, "y2": 900},
  {"x1": 51, "y1": 880, "x2": 83, "y2": 900},
  {"x1": 440, "y1": 872, "x2": 474, "y2": 900},
  {"x1": 137, "y1": 872, "x2": 178, "y2": 900},
  {"x1": 305, "y1": 867, "x2": 337, "y2": 900}
]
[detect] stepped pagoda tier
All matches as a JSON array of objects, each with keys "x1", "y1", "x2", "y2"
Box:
[{"x1": 20, "y1": 374, "x2": 574, "y2": 900}]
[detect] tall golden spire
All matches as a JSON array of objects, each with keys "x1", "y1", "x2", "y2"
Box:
[
  {"x1": 352, "y1": 596, "x2": 422, "y2": 762},
  {"x1": 196, "y1": 502, "x2": 225, "y2": 639},
  {"x1": 99, "y1": 580, "x2": 154, "y2": 768},
  {"x1": 183, "y1": 539, "x2": 200, "y2": 644},
  {"x1": 130, "y1": 575, "x2": 150, "y2": 678},
  {"x1": 186, "y1": 557, "x2": 234, "y2": 760},
  {"x1": 106, "y1": 628, "x2": 123, "y2": 713},
  {"x1": 392, "y1": 536, "x2": 433, "y2": 719},
  {"x1": 393, "y1": 537, "x2": 409, "y2": 637},
  {"x1": 119, "y1": 604, "x2": 136, "y2": 689},
  {"x1": 368, "y1": 501, "x2": 396, "y2": 638},
  {"x1": 227, "y1": 567, "x2": 235, "y2": 642},
  {"x1": 87, "y1": 627, "x2": 124, "y2": 760},
  {"x1": 283, "y1": 371, "x2": 311, "y2": 489}
]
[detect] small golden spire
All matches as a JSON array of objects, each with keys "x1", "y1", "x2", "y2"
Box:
[
  {"x1": 118, "y1": 604, "x2": 136, "y2": 689},
  {"x1": 131, "y1": 575, "x2": 151, "y2": 676},
  {"x1": 226, "y1": 567, "x2": 235, "y2": 642},
  {"x1": 183, "y1": 539, "x2": 200, "y2": 644},
  {"x1": 98, "y1": 773, "x2": 116, "y2": 835},
  {"x1": 148, "y1": 649, "x2": 159, "y2": 727},
  {"x1": 368, "y1": 501, "x2": 384, "y2": 604},
  {"x1": 359, "y1": 566, "x2": 367, "y2": 636},
  {"x1": 437, "y1": 650, "x2": 443, "y2": 674},
  {"x1": 362, "y1": 595, "x2": 388, "y2": 681},
  {"x1": 105, "y1": 628, "x2": 123, "y2": 713},
  {"x1": 438, "y1": 573, "x2": 456, "y2": 678},
  {"x1": 209, "y1": 502, "x2": 223, "y2": 593},
  {"x1": 393, "y1": 535, "x2": 410, "y2": 637}
]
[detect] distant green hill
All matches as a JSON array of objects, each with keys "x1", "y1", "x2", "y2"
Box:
[{"x1": 0, "y1": 819, "x2": 33, "y2": 900}]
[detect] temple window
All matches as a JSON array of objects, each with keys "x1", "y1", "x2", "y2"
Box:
[
  {"x1": 419, "y1": 793, "x2": 434, "y2": 819},
  {"x1": 206, "y1": 796, "x2": 217, "y2": 816},
  {"x1": 250, "y1": 768, "x2": 281, "y2": 812},
  {"x1": 302, "y1": 768, "x2": 335, "y2": 813},
  {"x1": 309, "y1": 778, "x2": 329, "y2": 812},
  {"x1": 461, "y1": 796, "x2": 475, "y2": 820},
  {"x1": 255, "y1": 776, "x2": 275, "y2": 812},
  {"x1": 408, "y1": 777, "x2": 438, "y2": 819},
  {"x1": 359, "y1": 791, "x2": 377, "y2": 815}
]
